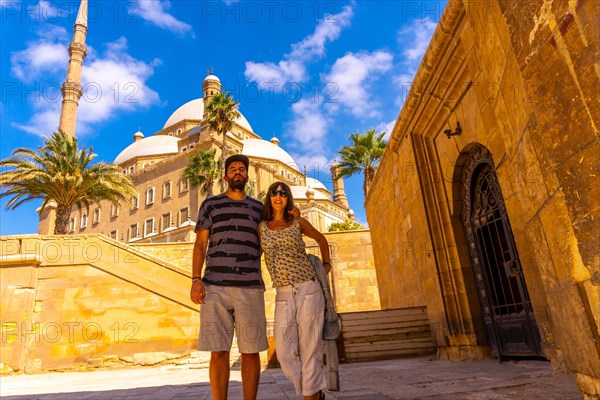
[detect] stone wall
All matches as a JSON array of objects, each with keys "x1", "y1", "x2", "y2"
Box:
[
  {"x1": 1, "y1": 235, "x2": 198, "y2": 373},
  {"x1": 366, "y1": 0, "x2": 598, "y2": 397},
  {"x1": 1, "y1": 231, "x2": 379, "y2": 373},
  {"x1": 134, "y1": 229, "x2": 381, "y2": 316}
]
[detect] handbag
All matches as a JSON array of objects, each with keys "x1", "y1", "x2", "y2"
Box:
[{"x1": 307, "y1": 254, "x2": 341, "y2": 340}]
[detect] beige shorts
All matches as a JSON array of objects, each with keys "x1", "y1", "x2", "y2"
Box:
[{"x1": 198, "y1": 284, "x2": 268, "y2": 354}]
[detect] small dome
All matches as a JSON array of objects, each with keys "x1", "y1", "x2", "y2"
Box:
[
  {"x1": 349, "y1": 209, "x2": 355, "y2": 216},
  {"x1": 114, "y1": 135, "x2": 180, "y2": 164},
  {"x1": 204, "y1": 74, "x2": 220, "y2": 83},
  {"x1": 241, "y1": 138, "x2": 300, "y2": 171},
  {"x1": 306, "y1": 177, "x2": 328, "y2": 191},
  {"x1": 133, "y1": 129, "x2": 144, "y2": 142},
  {"x1": 270, "y1": 137, "x2": 280, "y2": 146},
  {"x1": 163, "y1": 98, "x2": 253, "y2": 132},
  {"x1": 290, "y1": 186, "x2": 330, "y2": 201}
]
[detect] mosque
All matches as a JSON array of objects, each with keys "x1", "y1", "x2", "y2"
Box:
[
  {"x1": 36, "y1": 1, "x2": 355, "y2": 241},
  {"x1": 2, "y1": 1, "x2": 383, "y2": 377}
]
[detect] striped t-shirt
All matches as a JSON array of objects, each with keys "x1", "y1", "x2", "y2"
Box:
[{"x1": 195, "y1": 194, "x2": 264, "y2": 288}]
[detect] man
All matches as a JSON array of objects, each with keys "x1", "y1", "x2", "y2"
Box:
[{"x1": 191, "y1": 154, "x2": 295, "y2": 400}]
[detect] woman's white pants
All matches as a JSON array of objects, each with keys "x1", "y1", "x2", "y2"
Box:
[{"x1": 275, "y1": 280, "x2": 326, "y2": 396}]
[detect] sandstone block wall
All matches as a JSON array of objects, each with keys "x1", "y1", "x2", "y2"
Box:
[
  {"x1": 134, "y1": 229, "x2": 381, "y2": 316},
  {"x1": 366, "y1": 0, "x2": 598, "y2": 396},
  {"x1": 1, "y1": 235, "x2": 198, "y2": 373},
  {"x1": 1, "y1": 231, "x2": 379, "y2": 373}
]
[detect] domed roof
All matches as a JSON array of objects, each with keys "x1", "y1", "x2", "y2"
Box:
[
  {"x1": 306, "y1": 177, "x2": 328, "y2": 191},
  {"x1": 241, "y1": 138, "x2": 300, "y2": 171},
  {"x1": 114, "y1": 135, "x2": 180, "y2": 164},
  {"x1": 163, "y1": 98, "x2": 253, "y2": 132},
  {"x1": 289, "y1": 186, "x2": 330, "y2": 200},
  {"x1": 163, "y1": 98, "x2": 204, "y2": 129},
  {"x1": 204, "y1": 74, "x2": 220, "y2": 82}
]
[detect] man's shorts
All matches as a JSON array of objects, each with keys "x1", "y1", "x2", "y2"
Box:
[{"x1": 198, "y1": 284, "x2": 268, "y2": 354}]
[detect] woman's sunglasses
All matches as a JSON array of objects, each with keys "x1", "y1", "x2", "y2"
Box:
[{"x1": 270, "y1": 189, "x2": 288, "y2": 198}]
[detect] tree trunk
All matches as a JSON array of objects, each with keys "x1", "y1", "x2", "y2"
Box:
[
  {"x1": 219, "y1": 130, "x2": 228, "y2": 193},
  {"x1": 364, "y1": 167, "x2": 374, "y2": 197},
  {"x1": 206, "y1": 177, "x2": 214, "y2": 197},
  {"x1": 54, "y1": 204, "x2": 71, "y2": 235}
]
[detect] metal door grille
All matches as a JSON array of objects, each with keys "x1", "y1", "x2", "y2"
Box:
[{"x1": 462, "y1": 145, "x2": 542, "y2": 358}]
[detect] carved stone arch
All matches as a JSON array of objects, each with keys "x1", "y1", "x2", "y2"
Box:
[{"x1": 456, "y1": 143, "x2": 542, "y2": 358}]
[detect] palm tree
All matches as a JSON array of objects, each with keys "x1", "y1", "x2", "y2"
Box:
[
  {"x1": 182, "y1": 149, "x2": 221, "y2": 197},
  {"x1": 0, "y1": 130, "x2": 137, "y2": 234},
  {"x1": 204, "y1": 92, "x2": 241, "y2": 192},
  {"x1": 335, "y1": 129, "x2": 387, "y2": 197}
]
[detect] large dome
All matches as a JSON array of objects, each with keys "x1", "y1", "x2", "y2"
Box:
[
  {"x1": 241, "y1": 138, "x2": 300, "y2": 171},
  {"x1": 163, "y1": 98, "x2": 253, "y2": 132},
  {"x1": 114, "y1": 135, "x2": 180, "y2": 164}
]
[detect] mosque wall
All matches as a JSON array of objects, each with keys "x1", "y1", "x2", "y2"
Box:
[
  {"x1": 0, "y1": 235, "x2": 198, "y2": 373},
  {"x1": 366, "y1": 0, "x2": 598, "y2": 397},
  {"x1": 134, "y1": 229, "x2": 381, "y2": 316},
  {"x1": 0, "y1": 231, "x2": 379, "y2": 373}
]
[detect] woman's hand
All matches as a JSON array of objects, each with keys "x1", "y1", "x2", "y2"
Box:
[{"x1": 289, "y1": 206, "x2": 301, "y2": 219}]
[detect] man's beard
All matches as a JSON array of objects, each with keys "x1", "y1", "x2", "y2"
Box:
[{"x1": 229, "y1": 175, "x2": 247, "y2": 191}]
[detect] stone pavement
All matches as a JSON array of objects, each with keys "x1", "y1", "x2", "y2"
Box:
[{"x1": 0, "y1": 356, "x2": 582, "y2": 400}]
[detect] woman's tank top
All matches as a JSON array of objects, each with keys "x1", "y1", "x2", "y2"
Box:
[{"x1": 259, "y1": 218, "x2": 317, "y2": 288}]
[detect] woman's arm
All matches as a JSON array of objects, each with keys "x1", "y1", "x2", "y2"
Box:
[{"x1": 299, "y1": 218, "x2": 332, "y2": 273}]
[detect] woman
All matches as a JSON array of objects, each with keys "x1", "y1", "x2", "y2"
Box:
[{"x1": 259, "y1": 181, "x2": 332, "y2": 400}]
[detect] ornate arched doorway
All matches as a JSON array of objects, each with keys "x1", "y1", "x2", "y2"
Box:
[{"x1": 462, "y1": 145, "x2": 542, "y2": 358}]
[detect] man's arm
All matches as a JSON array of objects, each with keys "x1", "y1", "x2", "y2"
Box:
[{"x1": 190, "y1": 228, "x2": 209, "y2": 304}]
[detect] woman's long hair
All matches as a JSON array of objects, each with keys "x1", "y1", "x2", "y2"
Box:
[{"x1": 262, "y1": 181, "x2": 295, "y2": 221}]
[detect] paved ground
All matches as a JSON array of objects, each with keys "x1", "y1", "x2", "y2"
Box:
[{"x1": 0, "y1": 356, "x2": 582, "y2": 400}]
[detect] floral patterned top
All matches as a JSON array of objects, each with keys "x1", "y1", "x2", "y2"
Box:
[{"x1": 259, "y1": 218, "x2": 317, "y2": 288}]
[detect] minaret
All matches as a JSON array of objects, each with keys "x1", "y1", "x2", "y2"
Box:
[
  {"x1": 202, "y1": 68, "x2": 222, "y2": 120},
  {"x1": 330, "y1": 163, "x2": 350, "y2": 209},
  {"x1": 58, "y1": 0, "x2": 88, "y2": 138}
]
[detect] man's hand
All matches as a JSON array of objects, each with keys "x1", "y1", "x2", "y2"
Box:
[
  {"x1": 289, "y1": 206, "x2": 301, "y2": 219},
  {"x1": 190, "y1": 280, "x2": 206, "y2": 304}
]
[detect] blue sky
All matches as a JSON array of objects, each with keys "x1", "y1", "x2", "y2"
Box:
[{"x1": 1, "y1": 0, "x2": 445, "y2": 235}]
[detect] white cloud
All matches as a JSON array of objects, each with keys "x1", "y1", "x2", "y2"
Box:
[
  {"x1": 78, "y1": 37, "x2": 161, "y2": 128},
  {"x1": 11, "y1": 42, "x2": 67, "y2": 82},
  {"x1": 245, "y1": 4, "x2": 354, "y2": 87},
  {"x1": 26, "y1": 0, "x2": 60, "y2": 20},
  {"x1": 10, "y1": 32, "x2": 161, "y2": 136},
  {"x1": 399, "y1": 17, "x2": 438, "y2": 62},
  {"x1": 1, "y1": 0, "x2": 20, "y2": 7},
  {"x1": 244, "y1": 60, "x2": 305, "y2": 87},
  {"x1": 393, "y1": 17, "x2": 437, "y2": 107},
  {"x1": 284, "y1": 98, "x2": 331, "y2": 170},
  {"x1": 324, "y1": 50, "x2": 393, "y2": 118},
  {"x1": 375, "y1": 119, "x2": 396, "y2": 141},
  {"x1": 136, "y1": 0, "x2": 193, "y2": 36},
  {"x1": 11, "y1": 109, "x2": 61, "y2": 137},
  {"x1": 289, "y1": 5, "x2": 354, "y2": 61},
  {"x1": 11, "y1": 26, "x2": 69, "y2": 81},
  {"x1": 293, "y1": 153, "x2": 331, "y2": 179},
  {"x1": 287, "y1": 99, "x2": 328, "y2": 150}
]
